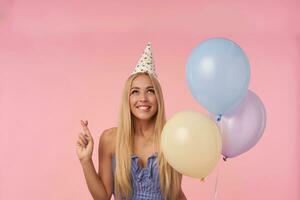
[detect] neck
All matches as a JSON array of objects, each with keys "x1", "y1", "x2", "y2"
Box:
[{"x1": 133, "y1": 118, "x2": 155, "y2": 139}]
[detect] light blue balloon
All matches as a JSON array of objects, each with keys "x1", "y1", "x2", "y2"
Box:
[{"x1": 186, "y1": 38, "x2": 250, "y2": 115}]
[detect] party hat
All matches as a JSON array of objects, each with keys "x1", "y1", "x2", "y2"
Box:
[{"x1": 132, "y1": 42, "x2": 157, "y2": 77}]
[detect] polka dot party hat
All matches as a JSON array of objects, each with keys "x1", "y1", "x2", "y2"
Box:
[{"x1": 131, "y1": 42, "x2": 157, "y2": 77}]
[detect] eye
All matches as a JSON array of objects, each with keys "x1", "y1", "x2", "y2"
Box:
[
  {"x1": 147, "y1": 89, "x2": 155, "y2": 94},
  {"x1": 131, "y1": 90, "x2": 139, "y2": 95}
]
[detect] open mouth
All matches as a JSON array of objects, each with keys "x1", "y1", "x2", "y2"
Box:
[{"x1": 136, "y1": 105, "x2": 152, "y2": 111}]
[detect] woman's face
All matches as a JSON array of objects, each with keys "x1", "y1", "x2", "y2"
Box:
[{"x1": 129, "y1": 74, "x2": 158, "y2": 121}]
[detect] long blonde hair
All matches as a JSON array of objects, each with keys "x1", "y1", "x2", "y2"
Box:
[{"x1": 114, "y1": 72, "x2": 182, "y2": 200}]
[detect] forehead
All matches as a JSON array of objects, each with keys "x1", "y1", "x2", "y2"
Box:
[{"x1": 131, "y1": 75, "x2": 153, "y2": 88}]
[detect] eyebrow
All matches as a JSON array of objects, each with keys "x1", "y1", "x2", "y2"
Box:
[{"x1": 130, "y1": 86, "x2": 154, "y2": 90}]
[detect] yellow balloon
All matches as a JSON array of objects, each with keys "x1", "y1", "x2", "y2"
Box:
[{"x1": 161, "y1": 111, "x2": 221, "y2": 179}]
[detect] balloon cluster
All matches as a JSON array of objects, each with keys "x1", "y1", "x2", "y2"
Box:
[{"x1": 161, "y1": 38, "x2": 266, "y2": 180}]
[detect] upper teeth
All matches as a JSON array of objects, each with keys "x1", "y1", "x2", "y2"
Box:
[{"x1": 137, "y1": 106, "x2": 150, "y2": 110}]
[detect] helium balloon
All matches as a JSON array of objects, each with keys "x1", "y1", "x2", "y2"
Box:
[
  {"x1": 186, "y1": 38, "x2": 250, "y2": 115},
  {"x1": 217, "y1": 90, "x2": 266, "y2": 158},
  {"x1": 161, "y1": 111, "x2": 222, "y2": 179}
]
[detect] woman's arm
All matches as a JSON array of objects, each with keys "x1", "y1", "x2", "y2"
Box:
[
  {"x1": 77, "y1": 121, "x2": 113, "y2": 200},
  {"x1": 178, "y1": 173, "x2": 187, "y2": 200},
  {"x1": 96, "y1": 128, "x2": 116, "y2": 199},
  {"x1": 178, "y1": 190, "x2": 187, "y2": 200},
  {"x1": 81, "y1": 159, "x2": 110, "y2": 200}
]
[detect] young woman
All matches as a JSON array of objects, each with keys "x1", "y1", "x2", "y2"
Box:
[{"x1": 76, "y1": 43, "x2": 187, "y2": 200}]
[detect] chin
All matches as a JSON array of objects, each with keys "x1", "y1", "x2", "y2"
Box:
[
  {"x1": 133, "y1": 114, "x2": 155, "y2": 121},
  {"x1": 132, "y1": 111, "x2": 157, "y2": 121}
]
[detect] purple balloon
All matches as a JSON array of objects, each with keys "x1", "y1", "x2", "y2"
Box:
[{"x1": 216, "y1": 90, "x2": 266, "y2": 158}]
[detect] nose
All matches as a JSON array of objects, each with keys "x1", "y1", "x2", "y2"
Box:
[{"x1": 138, "y1": 92, "x2": 148, "y2": 102}]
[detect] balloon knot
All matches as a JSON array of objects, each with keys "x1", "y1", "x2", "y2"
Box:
[
  {"x1": 217, "y1": 114, "x2": 222, "y2": 122},
  {"x1": 223, "y1": 156, "x2": 227, "y2": 162}
]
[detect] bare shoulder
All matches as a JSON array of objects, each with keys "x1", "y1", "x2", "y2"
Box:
[
  {"x1": 100, "y1": 127, "x2": 117, "y2": 141},
  {"x1": 99, "y1": 127, "x2": 117, "y2": 155}
]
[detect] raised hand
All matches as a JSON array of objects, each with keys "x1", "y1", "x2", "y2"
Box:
[{"x1": 76, "y1": 120, "x2": 94, "y2": 164}]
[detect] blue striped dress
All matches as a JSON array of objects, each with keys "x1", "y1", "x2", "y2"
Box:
[{"x1": 112, "y1": 153, "x2": 165, "y2": 200}]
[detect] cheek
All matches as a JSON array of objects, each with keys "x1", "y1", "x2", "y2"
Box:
[
  {"x1": 129, "y1": 97, "x2": 135, "y2": 108},
  {"x1": 152, "y1": 97, "x2": 158, "y2": 108}
]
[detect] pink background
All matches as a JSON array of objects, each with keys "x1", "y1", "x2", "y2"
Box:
[{"x1": 0, "y1": 0, "x2": 299, "y2": 199}]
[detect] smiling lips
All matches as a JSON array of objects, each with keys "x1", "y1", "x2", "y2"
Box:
[{"x1": 136, "y1": 105, "x2": 152, "y2": 111}]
